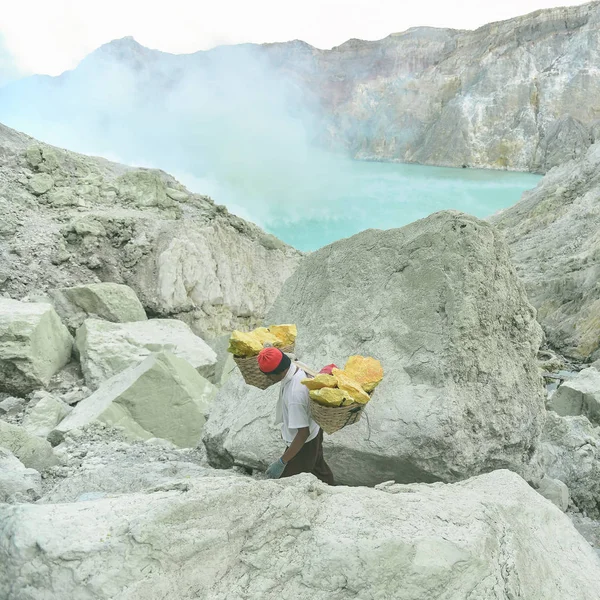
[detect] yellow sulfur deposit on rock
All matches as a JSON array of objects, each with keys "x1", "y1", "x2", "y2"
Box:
[
  {"x1": 332, "y1": 369, "x2": 371, "y2": 404},
  {"x1": 344, "y1": 356, "x2": 384, "y2": 393},
  {"x1": 309, "y1": 387, "x2": 354, "y2": 407},
  {"x1": 268, "y1": 324, "x2": 297, "y2": 347},
  {"x1": 301, "y1": 374, "x2": 338, "y2": 390},
  {"x1": 227, "y1": 331, "x2": 264, "y2": 357}
]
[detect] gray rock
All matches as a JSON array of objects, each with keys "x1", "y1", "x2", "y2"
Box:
[
  {"x1": 0, "y1": 298, "x2": 73, "y2": 395},
  {"x1": 50, "y1": 352, "x2": 216, "y2": 448},
  {"x1": 0, "y1": 396, "x2": 25, "y2": 415},
  {"x1": 204, "y1": 212, "x2": 545, "y2": 486},
  {"x1": 49, "y1": 282, "x2": 147, "y2": 331},
  {"x1": 29, "y1": 173, "x2": 54, "y2": 195},
  {"x1": 541, "y1": 411, "x2": 600, "y2": 518},
  {"x1": 22, "y1": 391, "x2": 71, "y2": 438},
  {"x1": 206, "y1": 333, "x2": 237, "y2": 387},
  {"x1": 0, "y1": 421, "x2": 59, "y2": 471},
  {"x1": 491, "y1": 142, "x2": 600, "y2": 361},
  {"x1": 0, "y1": 447, "x2": 41, "y2": 503},
  {"x1": 2, "y1": 470, "x2": 600, "y2": 599},
  {"x1": 536, "y1": 475, "x2": 570, "y2": 512},
  {"x1": 76, "y1": 318, "x2": 217, "y2": 389},
  {"x1": 548, "y1": 367, "x2": 600, "y2": 424},
  {"x1": 165, "y1": 187, "x2": 189, "y2": 202}
]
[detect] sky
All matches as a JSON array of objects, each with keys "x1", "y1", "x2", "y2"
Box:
[{"x1": 0, "y1": 0, "x2": 590, "y2": 77}]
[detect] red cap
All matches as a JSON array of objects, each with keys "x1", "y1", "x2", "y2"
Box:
[
  {"x1": 319, "y1": 364, "x2": 338, "y2": 375},
  {"x1": 257, "y1": 347, "x2": 284, "y2": 374}
]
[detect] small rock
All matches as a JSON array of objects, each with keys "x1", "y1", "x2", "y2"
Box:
[
  {"x1": 29, "y1": 173, "x2": 54, "y2": 196},
  {"x1": 548, "y1": 367, "x2": 600, "y2": 424},
  {"x1": 165, "y1": 188, "x2": 189, "y2": 202},
  {"x1": 22, "y1": 391, "x2": 71, "y2": 438},
  {"x1": 0, "y1": 396, "x2": 25, "y2": 416},
  {"x1": 536, "y1": 475, "x2": 570, "y2": 512},
  {"x1": 0, "y1": 421, "x2": 59, "y2": 471},
  {"x1": 0, "y1": 447, "x2": 42, "y2": 503}
]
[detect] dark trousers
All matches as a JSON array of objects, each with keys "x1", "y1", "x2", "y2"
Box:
[{"x1": 280, "y1": 429, "x2": 335, "y2": 485}]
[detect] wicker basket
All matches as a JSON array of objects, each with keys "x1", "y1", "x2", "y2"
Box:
[
  {"x1": 309, "y1": 399, "x2": 365, "y2": 435},
  {"x1": 233, "y1": 345, "x2": 295, "y2": 389}
]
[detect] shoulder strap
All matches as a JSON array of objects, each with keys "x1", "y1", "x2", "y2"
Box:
[{"x1": 292, "y1": 360, "x2": 318, "y2": 378}]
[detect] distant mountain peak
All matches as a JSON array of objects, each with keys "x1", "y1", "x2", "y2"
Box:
[{"x1": 80, "y1": 36, "x2": 166, "y2": 69}]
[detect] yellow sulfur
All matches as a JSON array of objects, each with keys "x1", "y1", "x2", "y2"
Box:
[
  {"x1": 268, "y1": 324, "x2": 297, "y2": 347},
  {"x1": 301, "y1": 374, "x2": 338, "y2": 390},
  {"x1": 227, "y1": 331, "x2": 263, "y2": 357},
  {"x1": 253, "y1": 327, "x2": 281, "y2": 347},
  {"x1": 309, "y1": 387, "x2": 353, "y2": 407},
  {"x1": 344, "y1": 356, "x2": 384, "y2": 393},
  {"x1": 332, "y1": 369, "x2": 371, "y2": 404}
]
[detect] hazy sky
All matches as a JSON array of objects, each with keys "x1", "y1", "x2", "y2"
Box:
[{"x1": 0, "y1": 0, "x2": 589, "y2": 76}]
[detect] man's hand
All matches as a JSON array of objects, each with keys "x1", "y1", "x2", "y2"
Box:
[{"x1": 266, "y1": 457, "x2": 286, "y2": 479}]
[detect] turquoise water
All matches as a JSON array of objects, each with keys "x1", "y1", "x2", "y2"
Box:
[{"x1": 245, "y1": 161, "x2": 541, "y2": 252}]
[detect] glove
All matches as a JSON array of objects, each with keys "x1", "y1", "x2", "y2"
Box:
[{"x1": 266, "y1": 457, "x2": 287, "y2": 479}]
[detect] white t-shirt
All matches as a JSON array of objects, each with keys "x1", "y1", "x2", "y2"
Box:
[{"x1": 275, "y1": 364, "x2": 320, "y2": 445}]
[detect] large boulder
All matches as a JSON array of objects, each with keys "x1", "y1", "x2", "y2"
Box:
[
  {"x1": 1, "y1": 470, "x2": 600, "y2": 599},
  {"x1": 490, "y1": 142, "x2": 600, "y2": 361},
  {"x1": 49, "y1": 352, "x2": 216, "y2": 447},
  {"x1": 0, "y1": 447, "x2": 41, "y2": 503},
  {"x1": 49, "y1": 282, "x2": 147, "y2": 331},
  {"x1": 204, "y1": 212, "x2": 545, "y2": 486},
  {"x1": 548, "y1": 367, "x2": 600, "y2": 424},
  {"x1": 22, "y1": 391, "x2": 71, "y2": 438},
  {"x1": 0, "y1": 421, "x2": 59, "y2": 471},
  {"x1": 76, "y1": 318, "x2": 218, "y2": 389},
  {"x1": 541, "y1": 411, "x2": 600, "y2": 518},
  {"x1": 0, "y1": 298, "x2": 73, "y2": 395}
]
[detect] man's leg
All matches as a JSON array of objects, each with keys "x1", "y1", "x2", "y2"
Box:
[
  {"x1": 280, "y1": 430, "x2": 334, "y2": 485},
  {"x1": 310, "y1": 430, "x2": 335, "y2": 485}
]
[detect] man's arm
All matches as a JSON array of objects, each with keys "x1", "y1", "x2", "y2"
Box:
[{"x1": 282, "y1": 427, "x2": 310, "y2": 464}]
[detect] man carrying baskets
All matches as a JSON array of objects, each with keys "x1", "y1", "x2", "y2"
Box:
[{"x1": 257, "y1": 347, "x2": 335, "y2": 485}]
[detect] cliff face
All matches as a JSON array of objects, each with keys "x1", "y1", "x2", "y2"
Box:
[
  {"x1": 490, "y1": 141, "x2": 600, "y2": 361},
  {"x1": 272, "y1": 2, "x2": 600, "y2": 172},
  {"x1": 2, "y1": 4, "x2": 600, "y2": 172},
  {"x1": 0, "y1": 123, "x2": 302, "y2": 338}
]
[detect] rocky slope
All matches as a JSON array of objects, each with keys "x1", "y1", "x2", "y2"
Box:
[
  {"x1": 3, "y1": 470, "x2": 600, "y2": 599},
  {"x1": 0, "y1": 123, "x2": 302, "y2": 338},
  {"x1": 3, "y1": 3, "x2": 600, "y2": 172},
  {"x1": 490, "y1": 141, "x2": 600, "y2": 361}
]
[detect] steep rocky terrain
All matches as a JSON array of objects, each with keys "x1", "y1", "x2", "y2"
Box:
[
  {"x1": 3, "y1": 196, "x2": 600, "y2": 596},
  {"x1": 0, "y1": 123, "x2": 302, "y2": 338},
  {"x1": 490, "y1": 141, "x2": 600, "y2": 361},
  {"x1": 3, "y1": 3, "x2": 600, "y2": 172}
]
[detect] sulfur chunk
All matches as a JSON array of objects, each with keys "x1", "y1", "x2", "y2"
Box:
[
  {"x1": 301, "y1": 374, "x2": 338, "y2": 390},
  {"x1": 268, "y1": 324, "x2": 297, "y2": 347},
  {"x1": 253, "y1": 327, "x2": 281, "y2": 347},
  {"x1": 309, "y1": 387, "x2": 353, "y2": 407},
  {"x1": 332, "y1": 369, "x2": 371, "y2": 405},
  {"x1": 227, "y1": 331, "x2": 263, "y2": 357},
  {"x1": 344, "y1": 355, "x2": 384, "y2": 393}
]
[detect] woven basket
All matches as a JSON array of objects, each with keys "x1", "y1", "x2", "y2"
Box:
[
  {"x1": 233, "y1": 344, "x2": 295, "y2": 389},
  {"x1": 309, "y1": 399, "x2": 365, "y2": 435}
]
